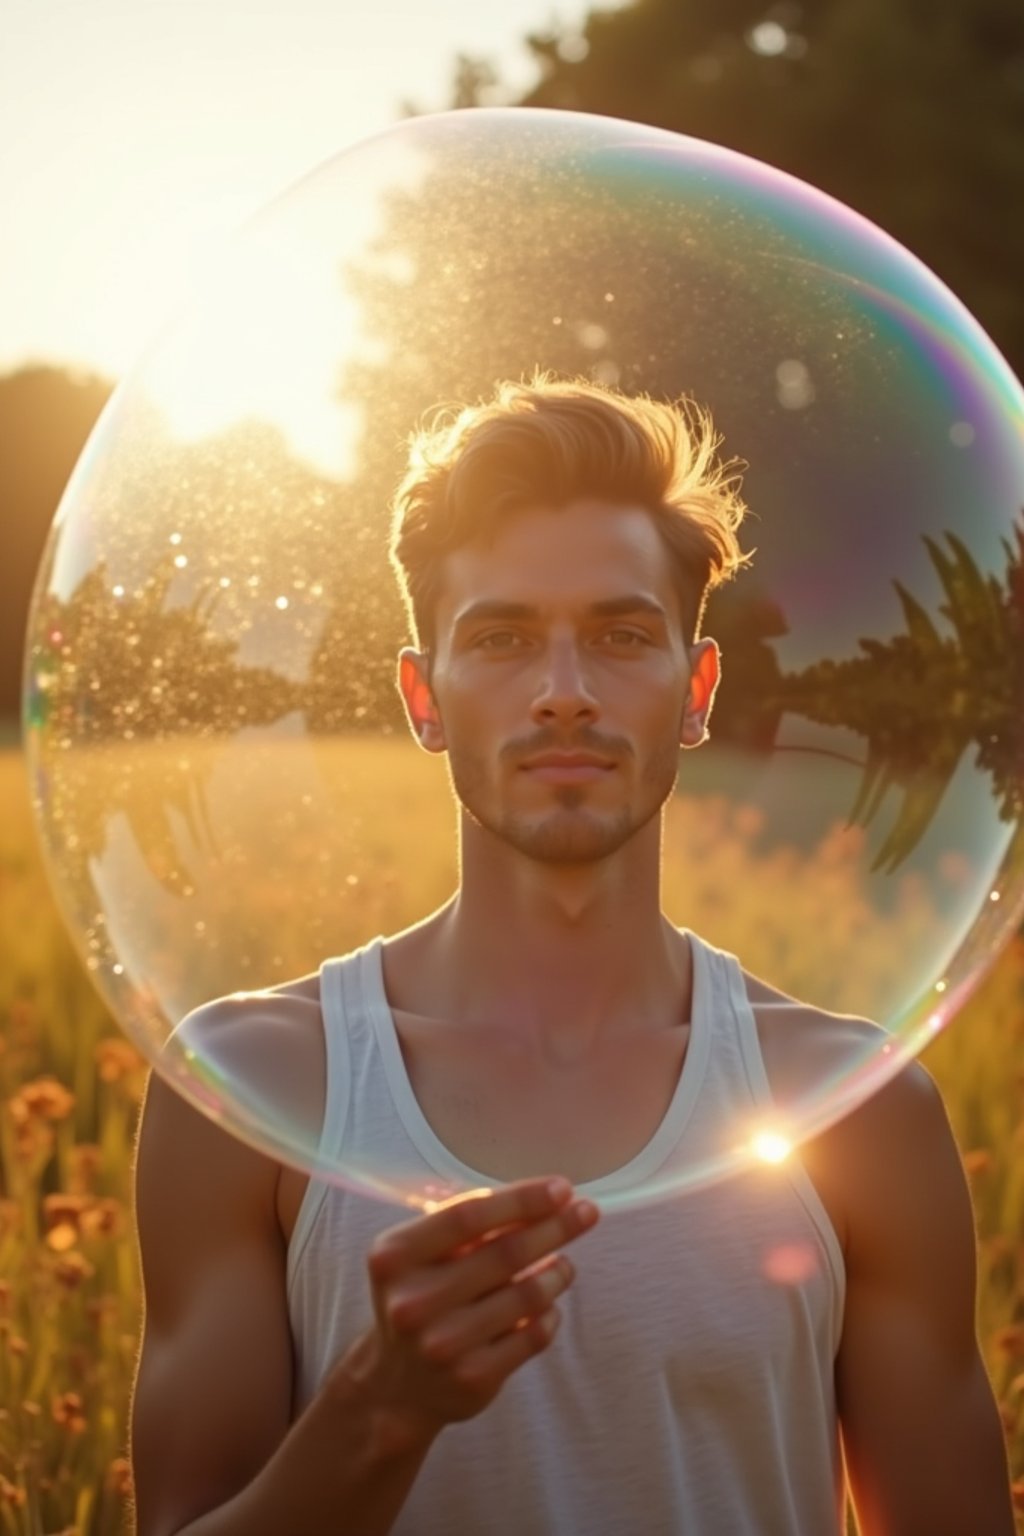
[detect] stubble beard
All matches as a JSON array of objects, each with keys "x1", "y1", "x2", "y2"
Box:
[{"x1": 448, "y1": 739, "x2": 680, "y2": 866}]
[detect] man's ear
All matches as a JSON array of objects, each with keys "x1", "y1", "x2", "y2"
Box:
[
  {"x1": 681, "y1": 637, "x2": 721, "y2": 749},
  {"x1": 398, "y1": 648, "x2": 446, "y2": 754}
]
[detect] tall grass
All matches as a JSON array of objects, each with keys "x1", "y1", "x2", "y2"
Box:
[{"x1": 0, "y1": 746, "x2": 1021, "y2": 1532}]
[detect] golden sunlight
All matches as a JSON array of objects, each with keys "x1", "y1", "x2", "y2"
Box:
[{"x1": 140, "y1": 223, "x2": 362, "y2": 479}]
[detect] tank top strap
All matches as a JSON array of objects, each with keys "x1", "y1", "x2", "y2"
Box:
[
  {"x1": 314, "y1": 947, "x2": 355, "y2": 1163},
  {"x1": 699, "y1": 938, "x2": 847, "y2": 1326},
  {"x1": 285, "y1": 939, "x2": 380, "y2": 1285}
]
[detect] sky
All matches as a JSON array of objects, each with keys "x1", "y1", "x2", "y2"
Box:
[{"x1": 1, "y1": 0, "x2": 607, "y2": 383}]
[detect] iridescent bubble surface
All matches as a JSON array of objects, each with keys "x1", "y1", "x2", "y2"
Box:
[{"x1": 23, "y1": 108, "x2": 1024, "y2": 1210}]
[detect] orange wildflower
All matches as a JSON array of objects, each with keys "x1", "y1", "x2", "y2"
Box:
[
  {"x1": 51, "y1": 1392, "x2": 87, "y2": 1434},
  {"x1": 44, "y1": 1194, "x2": 90, "y2": 1227},
  {"x1": 962, "y1": 1147, "x2": 992, "y2": 1176},
  {"x1": 95, "y1": 1037, "x2": 144, "y2": 1085},
  {"x1": 81, "y1": 1197, "x2": 125, "y2": 1239},
  {"x1": 53, "y1": 1252, "x2": 95, "y2": 1289},
  {"x1": 0, "y1": 1475, "x2": 26, "y2": 1508},
  {"x1": 7, "y1": 1334, "x2": 27, "y2": 1358},
  {"x1": 7, "y1": 1107, "x2": 55, "y2": 1166},
  {"x1": 14, "y1": 1076, "x2": 75, "y2": 1122},
  {"x1": 66, "y1": 1142, "x2": 102, "y2": 1194},
  {"x1": 106, "y1": 1457, "x2": 133, "y2": 1498},
  {"x1": 992, "y1": 1325, "x2": 1024, "y2": 1360}
]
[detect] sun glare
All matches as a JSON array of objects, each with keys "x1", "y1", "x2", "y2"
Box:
[
  {"x1": 752, "y1": 1129, "x2": 793, "y2": 1165},
  {"x1": 140, "y1": 229, "x2": 363, "y2": 480}
]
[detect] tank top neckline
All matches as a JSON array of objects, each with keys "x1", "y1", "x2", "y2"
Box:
[{"x1": 351, "y1": 928, "x2": 715, "y2": 1197}]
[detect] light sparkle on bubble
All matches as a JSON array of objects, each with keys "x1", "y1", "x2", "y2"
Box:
[
  {"x1": 775, "y1": 357, "x2": 816, "y2": 410},
  {"x1": 752, "y1": 1130, "x2": 793, "y2": 1165},
  {"x1": 578, "y1": 323, "x2": 609, "y2": 350},
  {"x1": 556, "y1": 32, "x2": 589, "y2": 64},
  {"x1": 747, "y1": 21, "x2": 788, "y2": 56}
]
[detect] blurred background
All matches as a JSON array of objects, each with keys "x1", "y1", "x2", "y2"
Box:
[{"x1": 1, "y1": 0, "x2": 1022, "y2": 1529}]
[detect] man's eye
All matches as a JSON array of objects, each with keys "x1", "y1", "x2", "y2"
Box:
[
  {"x1": 602, "y1": 628, "x2": 648, "y2": 646},
  {"x1": 476, "y1": 630, "x2": 525, "y2": 649}
]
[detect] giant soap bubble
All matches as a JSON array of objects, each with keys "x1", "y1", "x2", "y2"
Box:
[{"x1": 24, "y1": 108, "x2": 1024, "y2": 1210}]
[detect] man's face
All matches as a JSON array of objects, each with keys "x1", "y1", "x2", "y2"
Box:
[{"x1": 401, "y1": 499, "x2": 718, "y2": 865}]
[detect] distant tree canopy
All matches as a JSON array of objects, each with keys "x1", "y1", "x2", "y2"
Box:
[
  {"x1": 0, "y1": 367, "x2": 115, "y2": 727},
  {"x1": 444, "y1": 0, "x2": 1024, "y2": 376}
]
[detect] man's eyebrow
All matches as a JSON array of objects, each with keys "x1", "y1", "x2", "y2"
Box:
[
  {"x1": 587, "y1": 595, "x2": 669, "y2": 620},
  {"x1": 452, "y1": 595, "x2": 670, "y2": 630}
]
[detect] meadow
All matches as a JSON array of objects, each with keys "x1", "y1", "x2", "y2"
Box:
[{"x1": 0, "y1": 741, "x2": 1022, "y2": 1533}]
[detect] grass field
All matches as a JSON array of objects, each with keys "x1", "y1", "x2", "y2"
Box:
[{"x1": 1, "y1": 743, "x2": 1022, "y2": 1532}]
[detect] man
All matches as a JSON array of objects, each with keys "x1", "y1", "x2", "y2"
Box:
[{"x1": 130, "y1": 376, "x2": 1015, "y2": 1535}]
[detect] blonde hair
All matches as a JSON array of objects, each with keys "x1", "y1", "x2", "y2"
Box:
[{"x1": 389, "y1": 372, "x2": 752, "y2": 649}]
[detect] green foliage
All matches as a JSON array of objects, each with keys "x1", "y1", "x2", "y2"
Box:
[{"x1": 775, "y1": 522, "x2": 1024, "y2": 869}]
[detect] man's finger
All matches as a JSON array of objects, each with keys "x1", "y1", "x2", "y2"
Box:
[{"x1": 368, "y1": 1177, "x2": 574, "y2": 1278}]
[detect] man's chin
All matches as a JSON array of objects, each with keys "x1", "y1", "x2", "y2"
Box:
[{"x1": 496, "y1": 810, "x2": 637, "y2": 865}]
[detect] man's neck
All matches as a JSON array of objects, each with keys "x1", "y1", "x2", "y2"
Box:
[{"x1": 386, "y1": 817, "x2": 692, "y2": 1059}]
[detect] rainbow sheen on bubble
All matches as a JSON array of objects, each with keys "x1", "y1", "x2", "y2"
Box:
[{"x1": 23, "y1": 108, "x2": 1024, "y2": 1211}]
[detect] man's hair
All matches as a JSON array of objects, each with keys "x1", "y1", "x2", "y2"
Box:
[{"x1": 389, "y1": 373, "x2": 752, "y2": 651}]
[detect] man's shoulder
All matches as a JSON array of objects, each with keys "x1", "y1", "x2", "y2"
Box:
[
  {"x1": 738, "y1": 965, "x2": 895, "y2": 1111},
  {"x1": 736, "y1": 964, "x2": 950, "y2": 1257},
  {"x1": 176, "y1": 971, "x2": 322, "y2": 1048},
  {"x1": 169, "y1": 973, "x2": 328, "y2": 1137}
]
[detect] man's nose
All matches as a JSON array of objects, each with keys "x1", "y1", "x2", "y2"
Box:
[{"x1": 530, "y1": 640, "x2": 600, "y2": 723}]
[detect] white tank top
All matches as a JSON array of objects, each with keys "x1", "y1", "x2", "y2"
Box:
[{"x1": 287, "y1": 931, "x2": 848, "y2": 1535}]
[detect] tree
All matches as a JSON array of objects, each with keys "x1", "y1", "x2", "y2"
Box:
[
  {"x1": 451, "y1": 0, "x2": 1024, "y2": 376},
  {"x1": 0, "y1": 366, "x2": 114, "y2": 723}
]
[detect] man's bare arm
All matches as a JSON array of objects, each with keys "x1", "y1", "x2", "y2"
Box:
[
  {"x1": 131, "y1": 1020, "x2": 596, "y2": 1536},
  {"x1": 131, "y1": 1067, "x2": 438, "y2": 1536},
  {"x1": 834, "y1": 1060, "x2": 1014, "y2": 1536}
]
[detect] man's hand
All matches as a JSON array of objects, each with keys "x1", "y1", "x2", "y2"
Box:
[{"x1": 335, "y1": 1177, "x2": 599, "y2": 1443}]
